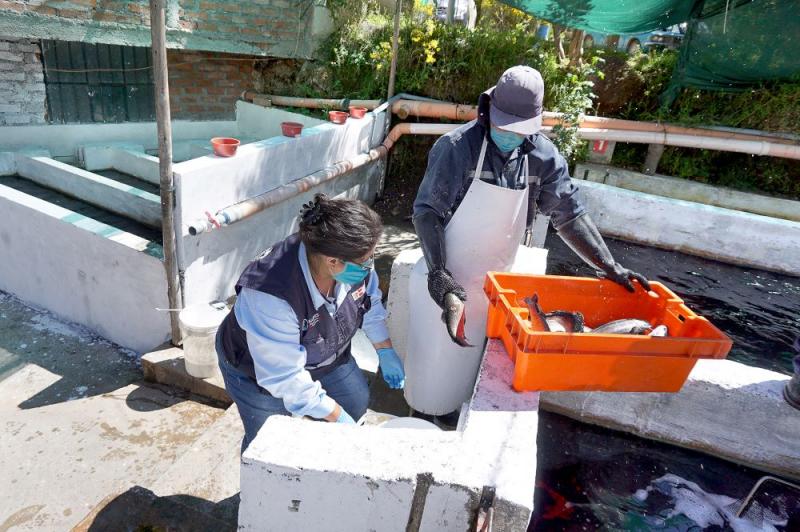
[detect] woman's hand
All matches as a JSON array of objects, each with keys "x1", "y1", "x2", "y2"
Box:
[
  {"x1": 324, "y1": 403, "x2": 355, "y2": 424},
  {"x1": 377, "y1": 347, "x2": 405, "y2": 389}
]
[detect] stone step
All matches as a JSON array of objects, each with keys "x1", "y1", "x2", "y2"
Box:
[{"x1": 142, "y1": 344, "x2": 232, "y2": 406}]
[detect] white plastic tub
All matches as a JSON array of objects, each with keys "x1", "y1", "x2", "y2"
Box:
[{"x1": 179, "y1": 303, "x2": 228, "y2": 378}]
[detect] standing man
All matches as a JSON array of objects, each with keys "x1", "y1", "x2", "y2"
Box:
[{"x1": 404, "y1": 66, "x2": 649, "y2": 418}]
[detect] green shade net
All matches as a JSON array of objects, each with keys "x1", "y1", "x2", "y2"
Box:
[
  {"x1": 499, "y1": 0, "x2": 800, "y2": 94},
  {"x1": 674, "y1": 0, "x2": 800, "y2": 91},
  {"x1": 499, "y1": 0, "x2": 696, "y2": 33}
]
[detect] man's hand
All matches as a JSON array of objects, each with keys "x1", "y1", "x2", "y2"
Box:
[{"x1": 600, "y1": 264, "x2": 652, "y2": 293}]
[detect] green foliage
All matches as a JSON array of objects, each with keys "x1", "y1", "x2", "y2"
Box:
[
  {"x1": 296, "y1": 3, "x2": 800, "y2": 203},
  {"x1": 320, "y1": 13, "x2": 597, "y2": 157}
]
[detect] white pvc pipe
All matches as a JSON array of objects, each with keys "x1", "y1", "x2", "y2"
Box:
[{"x1": 188, "y1": 121, "x2": 800, "y2": 236}]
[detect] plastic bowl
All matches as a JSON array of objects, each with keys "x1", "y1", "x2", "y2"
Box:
[
  {"x1": 210, "y1": 137, "x2": 240, "y2": 157},
  {"x1": 281, "y1": 121, "x2": 304, "y2": 137},
  {"x1": 329, "y1": 110, "x2": 348, "y2": 124},
  {"x1": 348, "y1": 106, "x2": 368, "y2": 119}
]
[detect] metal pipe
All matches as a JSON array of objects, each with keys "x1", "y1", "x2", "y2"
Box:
[
  {"x1": 189, "y1": 146, "x2": 390, "y2": 236},
  {"x1": 240, "y1": 91, "x2": 381, "y2": 111},
  {"x1": 188, "y1": 119, "x2": 800, "y2": 236},
  {"x1": 391, "y1": 99, "x2": 799, "y2": 146},
  {"x1": 387, "y1": 0, "x2": 402, "y2": 100},
  {"x1": 149, "y1": 0, "x2": 183, "y2": 344}
]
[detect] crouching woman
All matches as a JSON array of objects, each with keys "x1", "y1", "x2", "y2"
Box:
[{"x1": 215, "y1": 194, "x2": 404, "y2": 451}]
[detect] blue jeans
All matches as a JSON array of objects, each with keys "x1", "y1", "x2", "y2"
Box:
[{"x1": 216, "y1": 333, "x2": 369, "y2": 452}]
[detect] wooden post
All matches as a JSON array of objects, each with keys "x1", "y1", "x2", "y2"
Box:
[
  {"x1": 387, "y1": 0, "x2": 402, "y2": 100},
  {"x1": 149, "y1": 0, "x2": 183, "y2": 345},
  {"x1": 644, "y1": 143, "x2": 665, "y2": 175}
]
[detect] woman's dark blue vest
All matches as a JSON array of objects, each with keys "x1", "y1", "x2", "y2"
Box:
[{"x1": 218, "y1": 234, "x2": 371, "y2": 383}]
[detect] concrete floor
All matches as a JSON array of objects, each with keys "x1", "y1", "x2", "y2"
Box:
[{"x1": 0, "y1": 291, "x2": 232, "y2": 531}]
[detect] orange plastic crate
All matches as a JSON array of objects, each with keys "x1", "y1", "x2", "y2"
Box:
[{"x1": 483, "y1": 272, "x2": 732, "y2": 393}]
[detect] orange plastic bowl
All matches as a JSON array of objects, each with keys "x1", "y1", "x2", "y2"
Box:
[
  {"x1": 211, "y1": 137, "x2": 240, "y2": 157},
  {"x1": 348, "y1": 106, "x2": 368, "y2": 119},
  {"x1": 281, "y1": 121, "x2": 304, "y2": 137},
  {"x1": 329, "y1": 110, "x2": 348, "y2": 124}
]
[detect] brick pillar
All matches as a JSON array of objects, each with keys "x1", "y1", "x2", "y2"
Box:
[{"x1": 0, "y1": 38, "x2": 46, "y2": 126}]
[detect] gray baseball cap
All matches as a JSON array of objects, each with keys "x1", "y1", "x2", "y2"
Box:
[{"x1": 486, "y1": 66, "x2": 544, "y2": 135}]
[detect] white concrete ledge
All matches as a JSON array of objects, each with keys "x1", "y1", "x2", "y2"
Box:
[
  {"x1": 239, "y1": 340, "x2": 539, "y2": 531},
  {"x1": 0, "y1": 183, "x2": 169, "y2": 351},
  {"x1": 81, "y1": 144, "x2": 161, "y2": 185},
  {"x1": 0, "y1": 121, "x2": 238, "y2": 159},
  {"x1": 15, "y1": 153, "x2": 161, "y2": 228},
  {"x1": 540, "y1": 359, "x2": 799, "y2": 481},
  {"x1": 577, "y1": 179, "x2": 800, "y2": 277},
  {"x1": 576, "y1": 163, "x2": 800, "y2": 222}
]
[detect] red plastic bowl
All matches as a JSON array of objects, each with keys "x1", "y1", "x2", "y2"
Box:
[
  {"x1": 348, "y1": 106, "x2": 368, "y2": 119},
  {"x1": 329, "y1": 110, "x2": 348, "y2": 124},
  {"x1": 211, "y1": 137, "x2": 240, "y2": 157},
  {"x1": 281, "y1": 121, "x2": 304, "y2": 137}
]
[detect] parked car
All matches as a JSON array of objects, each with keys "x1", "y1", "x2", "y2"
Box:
[{"x1": 584, "y1": 23, "x2": 686, "y2": 54}]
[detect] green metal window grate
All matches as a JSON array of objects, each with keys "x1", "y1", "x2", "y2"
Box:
[{"x1": 41, "y1": 40, "x2": 156, "y2": 124}]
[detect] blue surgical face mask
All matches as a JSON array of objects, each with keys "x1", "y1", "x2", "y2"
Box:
[
  {"x1": 490, "y1": 127, "x2": 525, "y2": 153},
  {"x1": 333, "y1": 258, "x2": 371, "y2": 285}
]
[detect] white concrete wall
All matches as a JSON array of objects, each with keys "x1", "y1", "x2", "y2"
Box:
[
  {"x1": 239, "y1": 340, "x2": 540, "y2": 532},
  {"x1": 577, "y1": 180, "x2": 800, "y2": 277},
  {"x1": 540, "y1": 359, "x2": 800, "y2": 481},
  {"x1": 0, "y1": 184, "x2": 170, "y2": 352},
  {"x1": 235, "y1": 101, "x2": 327, "y2": 141},
  {"x1": 576, "y1": 163, "x2": 800, "y2": 222},
  {"x1": 0, "y1": 120, "x2": 238, "y2": 159},
  {"x1": 176, "y1": 105, "x2": 388, "y2": 306}
]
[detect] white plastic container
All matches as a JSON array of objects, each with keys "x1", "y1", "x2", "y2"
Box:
[
  {"x1": 379, "y1": 417, "x2": 441, "y2": 430},
  {"x1": 179, "y1": 303, "x2": 228, "y2": 378}
]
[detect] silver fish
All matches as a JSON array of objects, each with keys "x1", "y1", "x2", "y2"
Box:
[
  {"x1": 591, "y1": 319, "x2": 653, "y2": 335},
  {"x1": 523, "y1": 294, "x2": 585, "y2": 333}
]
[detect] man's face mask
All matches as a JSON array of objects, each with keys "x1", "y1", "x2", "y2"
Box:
[{"x1": 490, "y1": 126, "x2": 525, "y2": 153}]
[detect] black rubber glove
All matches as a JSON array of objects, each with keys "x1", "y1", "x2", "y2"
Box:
[
  {"x1": 556, "y1": 214, "x2": 652, "y2": 293},
  {"x1": 413, "y1": 210, "x2": 471, "y2": 346}
]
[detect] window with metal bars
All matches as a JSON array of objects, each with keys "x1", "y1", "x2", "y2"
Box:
[{"x1": 41, "y1": 40, "x2": 156, "y2": 124}]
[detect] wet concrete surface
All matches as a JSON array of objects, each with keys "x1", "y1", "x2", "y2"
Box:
[{"x1": 0, "y1": 291, "x2": 226, "y2": 531}]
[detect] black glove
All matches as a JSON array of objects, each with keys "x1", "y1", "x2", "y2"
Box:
[
  {"x1": 413, "y1": 211, "x2": 471, "y2": 346},
  {"x1": 557, "y1": 214, "x2": 651, "y2": 293}
]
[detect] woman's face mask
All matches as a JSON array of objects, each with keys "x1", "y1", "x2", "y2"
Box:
[
  {"x1": 332, "y1": 255, "x2": 373, "y2": 285},
  {"x1": 490, "y1": 126, "x2": 525, "y2": 153}
]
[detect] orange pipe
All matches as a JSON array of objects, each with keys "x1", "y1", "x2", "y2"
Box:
[
  {"x1": 390, "y1": 99, "x2": 798, "y2": 146},
  {"x1": 241, "y1": 91, "x2": 381, "y2": 111}
]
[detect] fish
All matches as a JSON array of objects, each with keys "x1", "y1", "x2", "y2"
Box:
[
  {"x1": 443, "y1": 292, "x2": 473, "y2": 347},
  {"x1": 523, "y1": 294, "x2": 585, "y2": 333},
  {"x1": 523, "y1": 293, "x2": 667, "y2": 336},
  {"x1": 591, "y1": 319, "x2": 653, "y2": 335}
]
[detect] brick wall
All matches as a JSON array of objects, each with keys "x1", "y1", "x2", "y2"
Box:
[
  {"x1": 0, "y1": 38, "x2": 46, "y2": 126},
  {"x1": 0, "y1": 0, "x2": 318, "y2": 59},
  {"x1": 168, "y1": 49, "x2": 256, "y2": 120}
]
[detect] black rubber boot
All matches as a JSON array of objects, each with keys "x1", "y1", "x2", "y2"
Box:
[
  {"x1": 785, "y1": 351, "x2": 800, "y2": 411},
  {"x1": 783, "y1": 375, "x2": 800, "y2": 411}
]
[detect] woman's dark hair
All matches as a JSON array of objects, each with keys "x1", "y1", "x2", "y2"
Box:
[{"x1": 298, "y1": 193, "x2": 383, "y2": 262}]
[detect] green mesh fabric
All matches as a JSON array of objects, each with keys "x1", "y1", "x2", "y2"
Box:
[
  {"x1": 498, "y1": 0, "x2": 800, "y2": 94},
  {"x1": 674, "y1": 0, "x2": 800, "y2": 91},
  {"x1": 500, "y1": 0, "x2": 696, "y2": 33}
]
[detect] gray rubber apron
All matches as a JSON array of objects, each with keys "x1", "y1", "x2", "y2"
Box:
[{"x1": 405, "y1": 138, "x2": 529, "y2": 414}]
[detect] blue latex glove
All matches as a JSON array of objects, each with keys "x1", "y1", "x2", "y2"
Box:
[
  {"x1": 335, "y1": 408, "x2": 355, "y2": 424},
  {"x1": 377, "y1": 348, "x2": 405, "y2": 389}
]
